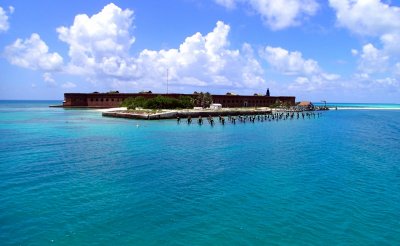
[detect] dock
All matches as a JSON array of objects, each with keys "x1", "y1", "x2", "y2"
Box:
[{"x1": 102, "y1": 108, "x2": 273, "y2": 120}]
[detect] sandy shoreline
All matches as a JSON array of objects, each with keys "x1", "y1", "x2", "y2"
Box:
[
  {"x1": 332, "y1": 107, "x2": 400, "y2": 110},
  {"x1": 95, "y1": 107, "x2": 127, "y2": 112}
]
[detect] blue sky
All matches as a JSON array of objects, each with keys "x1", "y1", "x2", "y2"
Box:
[{"x1": 0, "y1": 0, "x2": 399, "y2": 102}]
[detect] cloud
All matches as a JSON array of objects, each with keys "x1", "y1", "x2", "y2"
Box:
[
  {"x1": 57, "y1": 3, "x2": 136, "y2": 78},
  {"x1": 56, "y1": 2, "x2": 265, "y2": 91},
  {"x1": 260, "y1": 46, "x2": 320, "y2": 75},
  {"x1": 329, "y1": 0, "x2": 400, "y2": 76},
  {"x1": 329, "y1": 0, "x2": 400, "y2": 37},
  {"x1": 350, "y1": 74, "x2": 399, "y2": 93},
  {"x1": 375, "y1": 77, "x2": 399, "y2": 87},
  {"x1": 215, "y1": 0, "x2": 236, "y2": 9},
  {"x1": 215, "y1": 0, "x2": 319, "y2": 30},
  {"x1": 396, "y1": 63, "x2": 400, "y2": 76},
  {"x1": 4, "y1": 3, "x2": 265, "y2": 92},
  {"x1": 0, "y1": 5, "x2": 13, "y2": 32},
  {"x1": 380, "y1": 32, "x2": 400, "y2": 54},
  {"x1": 358, "y1": 43, "x2": 389, "y2": 74},
  {"x1": 135, "y1": 21, "x2": 265, "y2": 90},
  {"x1": 4, "y1": 33, "x2": 63, "y2": 71},
  {"x1": 61, "y1": 82, "x2": 77, "y2": 89},
  {"x1": 43, "y1": 72, "x2": 57, "y2": 87},
  {"x1": 260, "y1": 46, "x2": 340, "y2": 91}
]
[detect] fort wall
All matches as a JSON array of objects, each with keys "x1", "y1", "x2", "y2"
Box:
[{"x1": 63, "y1": 92, "x2": 296, "y2": 108}]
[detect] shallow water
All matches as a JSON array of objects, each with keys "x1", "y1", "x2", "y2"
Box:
[
  {"x1": 316, "y1": 102, "x2": 400, "y2": 110},
  {"x1": 1, "y1": 101, "x2": 400, "y2": 245}
]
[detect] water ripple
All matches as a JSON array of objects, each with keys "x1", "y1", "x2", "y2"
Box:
[{"x1": 1, "y1": 104, "x2": 400, "y2": 245}]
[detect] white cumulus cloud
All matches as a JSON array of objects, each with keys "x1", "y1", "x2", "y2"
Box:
[
  {"x1": 260, "y1": 46, "x2": 340, "y2": 91},
  {"x1": 57, "y1": 3, "x2": 136, "y2": 78},
  {"x1": 358, "y1": 43, "x2": 389, "y2": 74},
  {"x1": 261, "y1": 46, "x2": 320, "y2": 75},
  {"x1": 56, "y1": 3, "x2": 265, "y2": 91},
  {"x1": 215, "y1": 0, "x2": 319, "y2": 30},
  {"x1": 0, "y1": 6, "x2": 13, "y2": 32},
  {"x1": 4, "y1": 3, "x2": 265, "y2": 91},
  {"x1": 4, "y1": 33, "x2": 63, "y2": 71},
  {"x1": 135, "y1": 21, "x2": 265, "y2": 90},
  {"x1": 329, "y1": 0, "x2": 400, "y2": 78},
  {"x1": 329, "y1": 0, "x2": 400, "y2": 37}
]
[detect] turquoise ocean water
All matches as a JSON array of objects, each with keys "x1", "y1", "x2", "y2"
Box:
[
  {"x1": 1, "y1": 101, "x2": 400, "y2": 245},
  {"x1": 315, "y1": 102, "x2": 400, "y2": 110}
]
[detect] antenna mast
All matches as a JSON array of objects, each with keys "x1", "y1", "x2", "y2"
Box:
[{"x1": 166, "y1": 68, "x2": 169, "y2": 94}]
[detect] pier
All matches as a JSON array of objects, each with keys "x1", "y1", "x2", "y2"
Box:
[
  {"x1": 181, "y1": 111, "x2": 322, "y2": 126},
  {"x1": 102, "y1": 108, "x2": 323, "y2": 124},
  {"x1": 102, "y1": 108, "x2": 273, "y2": 120}
]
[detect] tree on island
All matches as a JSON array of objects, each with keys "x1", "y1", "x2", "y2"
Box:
[
  {"x1": 269, "y1": 99, "x2": 291, "y2": 109},
  {"x1": 194, "y1": 92, "x2": 213, "y2": 108},
  {"x1": 121, "y1": 95, "x2": 194, "y2": 109}
]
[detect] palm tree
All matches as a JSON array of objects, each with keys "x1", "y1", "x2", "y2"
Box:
[{"x1": 203, "y1": 92, "x2": 213, "y2": 108}]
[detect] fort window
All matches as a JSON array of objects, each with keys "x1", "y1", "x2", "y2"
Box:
[
  {"x1": 101, "y1": 98, "x2": 104, "y2": 102},
  {"x1": 112, "y1": 99, "x2": 114, "y2": 101},
  {"x1": 106, "y1": 99, "x2": 109, "y2": 101},
  {"x1": 90, "y1": 98, "x2": 93, "y2": 101}
]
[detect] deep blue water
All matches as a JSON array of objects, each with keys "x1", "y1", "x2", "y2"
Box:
[{"x1": 1, "y1": 101, "x2": 400, "y2": 245}]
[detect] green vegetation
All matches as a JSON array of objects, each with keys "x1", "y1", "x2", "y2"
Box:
[
  {"x1": 270, "y1": 100, "x2": 291, "y2": 109},
  {"x1": 193, "y1": 92, "x2": 213, "y2": 108},
  {"x1": 121, "y1": 95, "x2": 194, "y2": 109}
]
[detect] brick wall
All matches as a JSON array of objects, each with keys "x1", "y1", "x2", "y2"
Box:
[{"x1": 63, "y1": 93, "x2": 295, "y2": 108}]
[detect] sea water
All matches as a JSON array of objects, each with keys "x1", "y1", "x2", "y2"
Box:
[
  {"x1": 315, "y1": 102, "x2": 400, "y2": 110},
  {"x1": 0, "y1": 101, "x2": 399, "y2": 245}
]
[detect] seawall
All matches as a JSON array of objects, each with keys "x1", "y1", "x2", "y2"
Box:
[{"x1": 102, "y1": 108, "x2": 273, "y2": 120}]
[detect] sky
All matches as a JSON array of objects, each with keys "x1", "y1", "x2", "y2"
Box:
[{"x1": 0, "y1": 0, "x2": 399, "y2": 103}]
